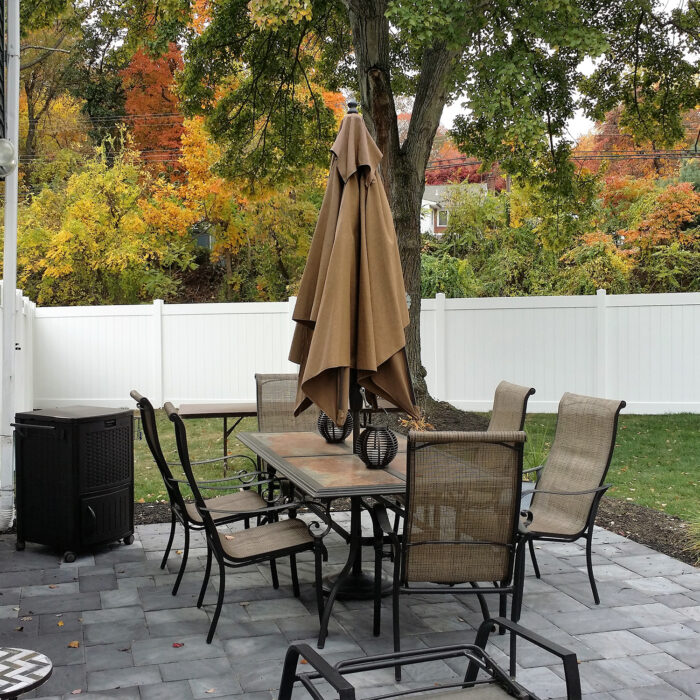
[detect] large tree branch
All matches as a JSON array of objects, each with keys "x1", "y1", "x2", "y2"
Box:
[
  {"x1": 20, "y1": 34, "x2": 68, "y2": 71},
  {"x1": 404, "y1": 43, "x2": 459, "y2": 175}
]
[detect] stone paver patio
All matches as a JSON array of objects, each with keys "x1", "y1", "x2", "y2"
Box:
[{"x1": 1, "y1": 512, "x2": 699, "y2": 700}]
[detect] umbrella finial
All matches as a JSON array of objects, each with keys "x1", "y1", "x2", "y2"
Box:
[{"x1": 347, "y1": 100, "x2": 358, "y2": 114}]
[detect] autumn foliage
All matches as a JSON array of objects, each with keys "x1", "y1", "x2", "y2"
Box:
[{"x1": 120, "y1": 43, "x2": 184, "y2": 160}]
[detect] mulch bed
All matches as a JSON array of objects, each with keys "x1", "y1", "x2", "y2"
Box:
[{"x1": 595, "y1": 497, "x2": 696, "y2": 567}]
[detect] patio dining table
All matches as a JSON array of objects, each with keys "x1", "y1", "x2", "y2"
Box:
[{"x1": 237, "y1": 430, "x2": 407, "y2": 647}]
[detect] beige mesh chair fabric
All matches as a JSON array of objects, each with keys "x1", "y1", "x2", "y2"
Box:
[
  {"x1": 403, "y1": 430, "x2": 526, "y2": 585},
  {"x1": 529, "y1": 393, "x2": 625, "y2": 537},
  {"x1": 487, "y1": 381, "x2": 536, "y2": 432},
  {"x1": 255, "y1": 374, "x2": 318, "y2": 433},
  {"x1": 523, "y1": 392, "x2": 625, "y2": 606}
]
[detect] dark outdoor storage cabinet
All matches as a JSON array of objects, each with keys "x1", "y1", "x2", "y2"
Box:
[{"x1": 14, "y1": 406, "x2": 134, "y2": 562}]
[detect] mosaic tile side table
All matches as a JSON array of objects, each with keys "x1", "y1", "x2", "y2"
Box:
[{"x1": 0, "y1": 647, "x2": 53, "y2": 699}]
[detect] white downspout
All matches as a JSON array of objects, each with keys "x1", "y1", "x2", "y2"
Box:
[{"x1": 0, "y1": 0, "x2": 20, "y2": 530}]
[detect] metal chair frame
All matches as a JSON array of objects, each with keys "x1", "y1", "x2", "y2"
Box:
[
  {"x1": 520, "y1": 394, "x2": 626, "y2": 605},
  {"x1": 131, "y1": 390, "x2": 273, "y2": 595},
  {"x1": 164, "y1": 402, "x2": 328, "y2": 643},
  {"x1": 278, "y1": 616, "x2": 581, "y2": 700},
  {"x1": 373, "y1": 431, "x2": 528, "y2": 681}
]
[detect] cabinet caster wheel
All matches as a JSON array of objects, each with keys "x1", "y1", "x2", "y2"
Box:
[
  {"x1": 123, "y1": 534, "x2": 134, "y2": 545},
  {"x1": 16, "y1": 540, "x2": 25, "y2": 551},
  {"x1": 63, "y1": 551, "x2": 76, "y2": 563}
]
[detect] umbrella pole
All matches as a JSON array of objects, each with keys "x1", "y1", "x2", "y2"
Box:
[{"x1": 349, "y1": 369, "x2": 363, "y2": 454}]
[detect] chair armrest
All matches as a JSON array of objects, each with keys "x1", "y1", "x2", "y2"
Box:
[
  {"x1": 531, "y1": 484, "x2": 610, "y2": 497},
  {"x1": 522, "y1": 464, "x2": 543, "y2": 475},
  {"x1": 167, "y1": 453, "x2": 257, "y2": 469},
  {"x1": 279, "y1": 644, "x2": 355, "y2": 700},
  {"x1": 471, "y1": 617, "x2": 581, "y2": 700},
  {"x1": 201, "y1": 500, "x2": 304, "y2": 517}
]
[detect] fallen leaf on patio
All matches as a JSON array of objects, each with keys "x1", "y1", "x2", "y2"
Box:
[
  {"x1": 56, "y1": 613, "x2": 63, "y2": 617},
  {"x1": 172, "y1": 642, "x2": 184, "y2": 648},
  {"x1": 12, "y1": 607, "x2": 19, "y2": 611},
  {"x1": 71, "y1": 689, "x2": 82, "y2": 694},
  {"x1": 239, "y1": 601, "x2": 249, "y2": 606},
  {"x1": 68, "y1": 641, "x2": 80, "y2": 648},
  {"x1": 457, "y1": 617, "x2": 465, "y2": 622},
  {"x1": 176, "y1": 550, "x2": 183, "y2": 555},
  {"x1": 205, "y1": 689, "x2": 216, "y2": 693},
  {"x1": 300, "y1": 659, "x2": 308, "y2": 664},
  {"x1": 20, "y1": 616, "x2": 32, "y2": 621},
  {"x1": 118, "y1": 647, "x2": 129, "y2": 652},
  {"x1": 14, "y1": 626, "x2": 23, "y2": 632},
  {"x1": 48, "y1": 584, "x2": 57, "y2": 589},
  {"x1": 224, "y1": 535, "x2": 234, "y2": 540},
  {"x1": 58, "y1": 620, "x2": 65, "y2": 627}
]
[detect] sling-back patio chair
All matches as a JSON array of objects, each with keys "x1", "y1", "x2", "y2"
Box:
[
  {"x1": 164, "y1": 402, "x2": 326, "y2": 643},
  {"x1": 372, "y1": 430, "x2": 528, "y2": 680},
  {"x1": 487, "y1": 380, "x2": 536, "y2": 431},
  {"x1": 255, "y1": 373, "x2": 320, "y2": 503},
  {"x1": 520, "y1": 392, "x2": 626, "y2": 605},
  {"x1": 279, "y1": 616, "x2": 581, "y2": 700},
  {"x1": 131, "y1": 390, "x2": 273, "y2": 596},
  {"x1": 390, "y1": 381, "x2": 534, "y2": 532},
  {"x1": 255, "y1": 373, "x2": 319, "y2": 432}
]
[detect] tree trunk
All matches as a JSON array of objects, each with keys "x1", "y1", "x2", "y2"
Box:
[{"x1": 345, "y1": 0, "x2": 456, "y2": 408}]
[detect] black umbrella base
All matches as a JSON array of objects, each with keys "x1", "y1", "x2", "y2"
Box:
[{"x1": 322, "y1": 570, "x2": 393, "y2": 600}]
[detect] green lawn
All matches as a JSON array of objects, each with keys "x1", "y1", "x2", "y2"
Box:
[
  {"x1": 134, "y1": 411, "x2": 699, "y2": 522},
  {"x1": 523, "y1": 413, "x2": 699, "y2": 521}
]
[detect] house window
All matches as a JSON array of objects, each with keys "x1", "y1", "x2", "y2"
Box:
[{"x1": 437, "y1": 209, "x2": 448, "y2": 227}]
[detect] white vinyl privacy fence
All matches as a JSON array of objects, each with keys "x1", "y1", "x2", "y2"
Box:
[{"x1": 8, "y1": 288, "x2": 700, "y2": 414}]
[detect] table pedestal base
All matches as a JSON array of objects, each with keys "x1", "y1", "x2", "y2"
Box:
[{"x1": 322, "y1": 570, "x2": 392, "y2": 600}]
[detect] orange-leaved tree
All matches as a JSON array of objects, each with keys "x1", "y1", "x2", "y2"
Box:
[{"x1": 120, "y1": 42, "x2": 184, "y2": 165}]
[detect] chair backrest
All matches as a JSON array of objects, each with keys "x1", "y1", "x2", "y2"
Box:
[
  {"x1": 255, "y1": 373, "x2": 318, "y2": 432},
  {"x1": 487, "y1": 381, "x2": 536, "y2": 432},
  {"x1": 532, "y1": 393, "x2": 626, "y2": 533},
  {"x1": 402, "y1": 430, "x2": 526, "y2": 586},
  {"x1": 164, "y1": 402, "x2": 219, "y2": 541},
  {"x1": 130, "y1": 390, "x2": 187, "y2": 514}
]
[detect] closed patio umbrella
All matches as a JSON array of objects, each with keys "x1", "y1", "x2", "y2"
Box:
[{"x1": 289, "y1": 104, "x2": 418, "y2": 438}]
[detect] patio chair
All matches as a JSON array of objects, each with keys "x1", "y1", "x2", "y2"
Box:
[
  {"x1": 487, "y1": 380, "x2": 536, "y2": 431},
  {"x1": 390, "y1": 381, "x2": 534, "y2": 532},
  {"x1": 279, "y1": 616, "x2": 581, "y2": 700},
  {"x1": 255, "y1": 373, "x2": 319, "y2": 432},
  {"x1": 164, "y1": 402, "x2": 326, "y2": 643},
  {"x1": 372, "y1": 430, "x2": 527, "y2": 679},
  {"x1": 520, "y1": 392, "x2": 626, "y2": 605},
  {"x1": 131, "y1": 390, "x2": 272, "y2": 596}
]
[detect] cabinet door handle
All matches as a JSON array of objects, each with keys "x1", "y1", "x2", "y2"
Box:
[{"x1": 85, "y1": 506, "x2": 97, "y2": 535}]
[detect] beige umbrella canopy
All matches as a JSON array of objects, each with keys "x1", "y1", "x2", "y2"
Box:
[{"x1": 289, "y1": 109, "x2": 418, "y2": 428}]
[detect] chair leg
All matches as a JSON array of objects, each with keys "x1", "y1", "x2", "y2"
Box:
[
  {"x1": 270, "y1": 559, "x2": 279, "y2": 589},
  {"x1": 207, "y1": 554, "x2": 226, "y2": 644},
  {"x1": 469, "y1": 582, "x2": 490, "y2": 624},
  {"x1": 586, "y1": 530, "x2": 600, "y2": 605},
  {"x1": 528, "y1": 538, "x2": 541, "y2": 579},
  {"x1": 198, "y1": 544, "x2": 212, "y2": 608},
  {"x1": 314, "y1": 545, "x2": 324, "y2": 623},
  {"x1": 372, "y1": 514, "x2": 383, "y2": 638},
  {"x1": 244, "y1": 517, "x2": 250, "y2": 529},
  {"x1": 392, "y1": 576, "x2": 401, "y2": 682},
  {"x1": 511, "y1": 539, "x2": 526, "y2": 623},
  {"x1": 290, "y1": 554, "x2": 300, "y2": 598},
  {"x1": 172, "y1": 524, "x2": 190, "y2": 596},
  {"x1": 161, "y1": 512, "x2": 176, "y2": 570},
  {"x1": 321, "y1": 543, "x2": 329, "y2": 563}
]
